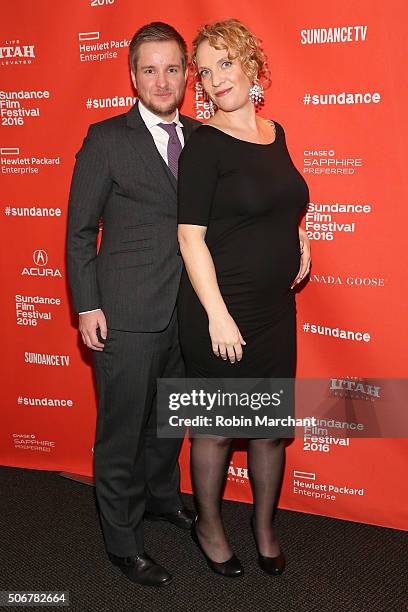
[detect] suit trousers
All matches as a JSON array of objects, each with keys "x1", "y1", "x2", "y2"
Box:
[{"x1": 92, "y1": 307, "x2": 185, "y2": 556}]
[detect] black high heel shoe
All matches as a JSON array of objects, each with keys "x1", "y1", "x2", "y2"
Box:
[
  {"x1": 191, "y1": 518, "x2": 244, "y2": 578},
  {"x1": 250, "y1": 515, "x2": 286, "y2": 576}
]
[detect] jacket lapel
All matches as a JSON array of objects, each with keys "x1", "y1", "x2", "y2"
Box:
[{"x1": 125, "y1": 103, "x2": 176, "y2": 197}]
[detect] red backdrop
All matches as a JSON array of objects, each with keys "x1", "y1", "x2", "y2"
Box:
[{"x1": 1, "y1": 0, "x2": 407, "y2": 531}]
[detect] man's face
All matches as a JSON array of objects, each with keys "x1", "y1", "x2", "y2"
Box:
[{"x1": 131, "y1": 40, "x2": 187, "y2": 119}]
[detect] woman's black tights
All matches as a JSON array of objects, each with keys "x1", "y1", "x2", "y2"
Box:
[{"x1": 191, "y1": 436, "x2": 285, "y2": 561}]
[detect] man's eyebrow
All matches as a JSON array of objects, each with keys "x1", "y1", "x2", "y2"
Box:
[{"x1": 140, "y1": 63, "x2": 182, "y2": 69}]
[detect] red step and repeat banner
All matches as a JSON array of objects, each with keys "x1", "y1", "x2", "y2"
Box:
[{"x1": 1, "y1": 0, "x2": 407, "y2": 531}]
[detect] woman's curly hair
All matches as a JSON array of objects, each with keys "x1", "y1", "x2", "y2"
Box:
[{"x1": 191, "y1": 18, "x2": 271, "y2": 88}]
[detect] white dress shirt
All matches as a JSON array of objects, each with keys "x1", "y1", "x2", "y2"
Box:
[
  {"x1": 138, "y1": 99, "x2": 184, "y2": 163},
  {"x1": 79, "y1": 100, "x2": 184, "y2": 315}
]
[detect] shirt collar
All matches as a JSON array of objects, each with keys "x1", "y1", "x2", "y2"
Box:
[{"x1": 138, "y1": 99, "x2": 183, "y2": 128}]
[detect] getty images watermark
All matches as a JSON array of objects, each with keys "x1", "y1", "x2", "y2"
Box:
[{"x1": 156, "y1": 378, "x2": 408, "y2": 438}]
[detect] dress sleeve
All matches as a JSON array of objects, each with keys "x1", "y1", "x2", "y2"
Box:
[
  {"x1": 177, "y1": 127, "x2": 219, "y2": 226},
  {"x1": 272, "y1": 119, "x2": 285, "y2": 142}
]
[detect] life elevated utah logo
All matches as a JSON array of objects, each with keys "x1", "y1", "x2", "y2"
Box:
[
  {"x1": 21, "y1": 250, "x2": 62, "y2": 278},
  {"x1": 0, "y1": 40, "x2": 36, "y2": 66}
]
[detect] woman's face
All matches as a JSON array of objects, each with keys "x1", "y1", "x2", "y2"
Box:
[{"x1": 196, "y1": 39, "x2": 252, "y2": 112}]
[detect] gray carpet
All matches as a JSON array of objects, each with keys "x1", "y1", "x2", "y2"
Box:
[{"x1": 0, "y1": 466, "x2": 406, "y2": 612}]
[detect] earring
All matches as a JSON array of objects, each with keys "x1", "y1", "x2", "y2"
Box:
[
  {"x1": 249, "y1": 80, "x2": 264, "y2": 106},
  {"x1": 208, "y1": 98, "x2": 215, "y2": 117}
]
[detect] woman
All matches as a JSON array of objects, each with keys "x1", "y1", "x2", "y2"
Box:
[{"x1": 177, "y1": 19, "x2": 311, "y2": 578}]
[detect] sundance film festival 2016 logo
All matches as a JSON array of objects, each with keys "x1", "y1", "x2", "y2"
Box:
[
  {"x1": 0, "y1": 40, "x2": 35, "y2": 66},
  {"x1": 15, "y1": 293, "x2": 61, "y2": 327},
  {"x1": 305, "y1": 201, "x2": 372, "y2": 241},
  {"x1": 297, "y1": 378, "x2": 367, "y2": 454},
  {"x1": 294, "y1": 377, "x2": 407, "y2": 443},
  {"x1": 90, "y1": 0, "x2": 116, "y2": 6},
  {"x1": 0, "y1": 89, "x2": 50, "y2": 127},
  {"x1": 21, "y1": 250, "x2": 62, "y2": 278},
  {"x1": 194, "y1": 83, "x2": 213, "y2": 121}
]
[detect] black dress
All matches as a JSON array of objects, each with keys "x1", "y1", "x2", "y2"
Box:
[{"x1": 177, "y1": 121, "x2": 309, "y2": 379}]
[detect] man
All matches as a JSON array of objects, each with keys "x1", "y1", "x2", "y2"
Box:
[{"x1": 67, "y1": 22, "x2": 199, "y2": 587}]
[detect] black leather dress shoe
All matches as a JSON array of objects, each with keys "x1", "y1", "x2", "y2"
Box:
[
  {"x1": 191, "y1": 518, "x2": 244, "y2": 578},
  {"x1": 144, "y1": 507, "x2": 196, "y2": 530},
  {"x1": 108, "y1": 552, "x2": 172, "y2": 587},
  {"x1": 250, "y1": 516, "x2": 286, "y2": 576}
]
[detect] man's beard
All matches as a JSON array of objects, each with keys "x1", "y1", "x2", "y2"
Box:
[{"x1": 138, "y1": 90, "x2": 184, "y2": 117}]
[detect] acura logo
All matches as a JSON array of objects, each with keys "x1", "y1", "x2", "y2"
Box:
[
  {"x1": 33, "y1": 250, "x2": 48, "y2": 266},
  {"x1": 22, "y1": 249, "x2": 61, "y2": 278}
]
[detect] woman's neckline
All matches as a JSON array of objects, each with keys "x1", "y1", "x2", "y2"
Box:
[{"x1": 200, "y1": 120, "x2": 277, "y2": 146}]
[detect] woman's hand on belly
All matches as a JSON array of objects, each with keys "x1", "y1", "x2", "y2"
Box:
[{"x1": 208, "y1": 311, "x2": 246, "y2": 364}]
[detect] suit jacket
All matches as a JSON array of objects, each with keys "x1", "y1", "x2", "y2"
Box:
[{"x1": 66, "y1": 103, "x2": 199, "y2": 332}]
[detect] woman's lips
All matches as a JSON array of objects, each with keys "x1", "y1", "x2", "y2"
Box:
[{"x1": 215, "y1": 87, "x2": 232, "y2": 98}]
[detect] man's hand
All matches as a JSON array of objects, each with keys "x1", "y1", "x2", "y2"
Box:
[
  {"x1": 79, "y1": 309, "x2": 107, "y2": 351},
  {"x1": 291, "y1": 227, "x2": 311, "y2": 288}
]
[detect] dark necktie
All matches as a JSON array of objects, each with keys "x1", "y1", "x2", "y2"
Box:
[{"x1": 158, "y1": 122, "x2": 182, "y2": 179}]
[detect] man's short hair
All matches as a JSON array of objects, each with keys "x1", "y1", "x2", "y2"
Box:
[{"x1": 129, "y1": 22, "x2": 188, "y2": 73}]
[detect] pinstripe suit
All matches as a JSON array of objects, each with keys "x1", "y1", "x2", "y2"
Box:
[{"x1": 67, "y1": 103, "x2": 199, "y2": 555}]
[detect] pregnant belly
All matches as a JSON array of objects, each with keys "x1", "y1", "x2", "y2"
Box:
[{"x1": 211, "y1": 223, "x2": 300, "y2": 300}]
